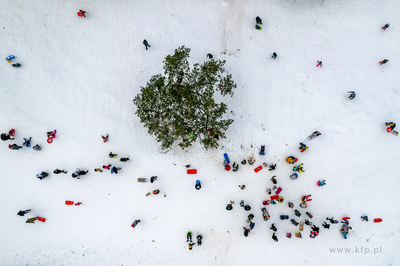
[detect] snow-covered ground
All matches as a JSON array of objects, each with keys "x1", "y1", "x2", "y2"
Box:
[{"x1": 1, "y1": 0, "x2": 400, "y2": 265}]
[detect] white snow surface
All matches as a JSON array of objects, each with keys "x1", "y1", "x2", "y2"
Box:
[{"x1": 1, "y1": 0, "x2": 400, "y2": 265}]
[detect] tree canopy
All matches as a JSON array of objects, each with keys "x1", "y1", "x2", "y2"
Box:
[{"x1": 133, "y1": 46, "x2": 236, "y2": 150}]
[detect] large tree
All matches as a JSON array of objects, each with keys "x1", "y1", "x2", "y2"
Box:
[{"x1": 133, "y1": 46, "x2": 236, "y2": 150}]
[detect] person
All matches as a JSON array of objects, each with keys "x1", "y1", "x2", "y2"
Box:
[
  {"x1": 361, "y1": 216, "x2": 369, "y2": 222},
  {"x1": 379, "y1": 59, "x2": 389, "y2": 65},
  {"x1": 317, "y1": 61, "x2": 322, "y2": 67},
  {"x1": 270, "y1": 223, "x2": 277, "y2": 232},
  {"x1": 226, "y1": 204, "x2": 233, "y2": 210},
  {"x1": 111, "y1": 166, "x2": 120, "y2": 174},
  {"x1": 239, "y1": 184, "x2": 246, "y2": 190},
  {"x1": 187, "y1": 231, "x2": 192, "y2": 242},
  {"x1": 26, "y1": 217, "x2": 37, "y2": 223},
  {"x1": 78, "y1": 10, "x2": 86, "y2": 17},
  {"x1": 305, "y1": 220, "x2": 312, "y2": 226},
  {"x1": 120, "y1": 157, "x2": 129, "y2": 162},
  {"x1": 247, "y1": 214, "x2": 254, "y2": 222},
  {"x1": 271, "y1": 52, "x2": 277, "y2": 59},
  {"x1": 195, "y1": 180, "x2": 201, "y2": 190},
  {"x1": 102, "y1": 134, "x2": 108, "y2": 142},
  {"x1": 326, "y1": 217, "x2": 339, "y2": 224},
  {"x1": 285, "y1": 156, "x2": 297, "y2": 164},
  {"x1": 150, "y1": 176, "x2": 157, "y2": 183},
  {"x1": 322, "y1": 222, "x2": 330, "y2": 229},
  {"x1": 131, "y1": 220, "x2": 141, "y2": 228},
  {"x1": 385, "y1": 122, "x2": 396, "y2": 130},
  {"x1": 103, "y1": 164, "x2": 111, "y2": 170},
  {"x1": 294, "y1": 210, "x2": 301, "y2": 217},
  {"x1": 241, "y1": 159, "x2": 246, "y2": 165},
  {"x1": 348, "y1": 91, "x2": 356, "y2": 100},
  {"x1": 286, "y1": 233, "x2": 292, "y2": 238},
  {"x1": 317, "y1": 180, "x2": 326, "y2": 186},
  {"x1": 381, "y1": 23, "x2": 390, "y2": 30},
  {"x1": 299, "y1": 202, "x2": 307, "y2": 208},
  {"x1": 188, "y1": 242, "x2": 195, "y2": 250},
  {"x1": 109, "y1": 152, "x2": 117, "y2": 158},
  {"x1": 302, "y1": 195, "x2": 312, "y2": 202},
  {"x1": 185, "y1": 164, "x2": 191, "y2": 168},
  {"x1": 143, "y1": 39, "x2": 151, "y2": 50},
  {"x1": 72, "y1": 169, "x2": 81, "y2": 179},
  {"x1": 197, "y1": 235, "x2": 202, "y2": 246},
  {"x1": 12, "y1": 63, "x2": 21, "y2": 67},
  {"x1": 53, "y1": 169, "x2": 67, "y2": 174},
  {"x1": 232, "y1": 162, "x2": 239, "y2": 172},
  {"x1": 206, "y1": 53, "x2": 213, "y2": 60},
  {"x1": 299, "y1": 142, "x2": 308, "y2": 152},
  {"x1": 248, "y1": 155, "x2": 255, "y2": 165},
  {"x1": 32, "y1": 144, "x2": 41, "y2": 150},
  {"x1": 94, "y1": 168, "x2": 103, "y2": 172},
  {"x1": 288, "y1": 202, "x2": 294, "y2": 208},
  {"x1": 17, "y1": 209, "x2": 31, "y2": 216},
  {"x1": 272, "y1": 233, "x2": 278, "y2": 242},
  {"x1": 249, "y1": 222, "x2": 255, "y2": 230},
  {"x1": 293, "y1": 163, "x2": 304, "y2": 173},
  {"x1": 244, "y1": 205, "x2": 251, "y2": 211},
  {"x1": 36, "y1": 172, "x2": 48, "y2": 180},
  {"x1": 79, "y1": 170, "x2": 89, "y2": 176},
  {"x1": 47, "y1": 130, "x2": 57, "y2": 139},
  {"x1": 269, "y1": 164, "x2": 276, "y2": 171},
  {"x1": 223, "y1": 160, "x2": 228, "y2": 167},
  {"x1": 256, "y1": 16, "x2": 262, "y2": 25},
  {"x1": 311, "y1": 225, "x2": 319, "y2": 233},
  {"x1": 266, "y1": 188, "x2": 271, "y2": 195},
  {"x1": 1, "y1": 132, "x2": 14, "y2": 141},
  {"x1": 240, "y1": 200, "x2": 245, "y2": 207},
  {"x1": 306, "y1": 212, "x2": 313, "y2": 218},
  {"x1": 271, "y1": 176, "x2": 277, "y2": 184},
  {"x1": 291, "y1": 219, "x2": 299, "y2": 226},
  {"x1": 23, "y1": 137, "x2": 31, "y2": 147},
  {"x1": 243, "y1": 227, "x2": 250, "y2": 237},
  {"x1": 307, "y1": 131, "x2": 321, "y2": 140},
  {"x1": 153, "y1": 189, "x2": 160, "y2": 195},
  {"x1": 9, "y1": 144, "x2": 22, "y2": 150},
  {"x1": 295, "y1": 232, "x2": 302, "y2": 238}
]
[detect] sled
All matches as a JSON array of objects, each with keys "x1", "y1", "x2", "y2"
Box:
[
  {"x1": 290, "y1": 173, "x2": 298, "y2": 180},
  {"x1": 280, "y1": 215, "x2": 289, "y2": 220},
  {"x1": 275, "y1": 187, "x2": 282, "y2": 195},
  {"x1": 47, "y1": 138, "x2": 53, "y2": 143},
  {"x1": 223, "y1": 153, "x2": 230, "y2": 164},
  {"x1": 299, "y1": 222, "x2": 304, "y2": 231},
  {"x1": 77, "y1": 11, "x2": 84, "y2": 17},
  {"x1": 137, "y1": 178, "x2": 148, "y2": 182},
  {"x1": 254, "y1": 166, "x2": 262, "y2": 173},
  {"x1": 277, "y1": 197, "x2": 284, "y2": 203},
  {"x1": 187, "y1": 169, "x2": 197, "y2": 174},
  {"x1": 300, "y1": 146, "x2": 309, "y2": 152},
  {"x1": 37, "y1": 217, "x2": 46, "y2": 222},
  {"x1": 342, "y1": 217, "x2": 350, "y2": 220},
  {"x1": 392, "y1": 130, "x2": 398, "y2": 136},
  {"x1": 145, "y1": 192, "x2": 151, "y2": 197},
  {"x1": 225, "y1": 164, "x2": 231, "y2": 171},
  {"x1": 270, "y1": 195, "x2": 279, "y2": 200},
  {"x1": 65, "y1": 201, "x2": 74, "y2": 205},
  {"x1": 374, "y1": 218, "x2": 382, "y2": 223},
  {"x1": 259, "y1": 145, "x2": 265, "y2": 155},
  {"x1": 255, "y1": 25, "x2": 262, "y2": 30}
]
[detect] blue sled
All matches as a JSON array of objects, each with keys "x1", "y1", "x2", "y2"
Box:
[
  {"x1": 280, "y1": 215, "x2": 289, "y2": 220},
  {"x1": 223, "y1": 153, "x2": 230, "y2": 164}
]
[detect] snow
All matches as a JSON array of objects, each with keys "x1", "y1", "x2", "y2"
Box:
[{"x1": 1, "y1": 0, "x2": 400, "y2": 265}]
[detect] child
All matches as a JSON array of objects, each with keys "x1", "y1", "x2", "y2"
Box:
[
  {"x1": 120, "y1": 157, "x2": 130, "y2": 162},
  {"x1": 32, "y1": 144, "x2": 41, "y2": 150},
  {"x1": 197, "y1": 235, "x2": 202, "y2": 246},
  {"x1": 271, "y1": 52, "x2": 277, "y2": 59},
  {"x1": 361, "y1": 216, "x2": 369, "y2": 222},
  {"x1": 269, "y1": 164, "x2": 276, "y2": 171},
  {"x1": 103, "y1": 164, "x2": 112, "y2": 170},
  {"x1": 9, "y1": 144, "x2": 22, "y2": 150},
  {"x1": 143, "y1": 39, "x2": 151, "y2": 50},
  {"x1": 348, "y1": 91, "x2": 356, "y2": 100},
  {"x1": 256, "y1": 16, "x2": 262, "y2": 25},
  {"x1": 23, "y1": 137, "x2": 31, "y2": 147},
  {"x1": 102, "y1": 134, "x2": 108, "y2": 142},
  {"x1": 285, "y1": 156, "x2": 297, "y2": 164},
  {"x1": 270, "y1": 223, "x2": 277, "y2": 232},
  {"x1": 206, "y1": 53, "x2": 213, "y2": 61},
  {"x1": 302, "y1": 195, "x2": 312, "y2": 202},
  {"x1": 317, "y1": 180, "x2": 326, "y2": 186},
  {"x1": 153, "y1": 189, "x2": 160, "y2": 195},
  {"x1": 316, "y1": 61, "x2": 322, "y2": 67},
  {"x1": 131, "y1": 220, "x2": 141, "y2": 228},
  {"x1": 271, "y1": 176, "x2": 277, "y2": 184},
  {"x1": 272, "y1": 233, "x2": 278, "y2": 242},
  {"x1": 1, "y1": 132, "x2": 14, "y2": 141},
  {"x1": 36, "y1": 172, "x2": 48, "y2": 180},
  {"x1": 12, "y1": 63, "x2": 21, "y2": 67},
  {"x1": 109, "y1": 152, "x2": 117, "y2": 158},
  {"x1": 94, "y1": 168, "x2": 103, "y2": 172},
  {"x1": 232, "y1": 162, "x2": 239, "y2": 172},
  {"x1": 293, "y1": 163, "x2": 304, "y2": 173},
  {"x1": 111, "y1": 166, "x2": 121, "y2": 174},
  {"x1": 226, "y1": 204, "x2": 233, "y2": 210},
  {"x1": 26, "y1": 217, "x2": 37, "y2": 223},
  {"x1": 17, "y1": 209, "x2": 31, "y2": 216},
  {"x1": 47, "y1": 130, "x2": 57, "y2": 139},
  {"x1": 150, "y1": 176, "x2": 157, "y2": 183},
  {"x1": 187, "y1": 231, "x2": 192, "y2": 242}
]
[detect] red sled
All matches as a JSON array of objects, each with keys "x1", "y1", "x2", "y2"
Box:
[
  {"x1": 275, "y1": 187, "x2": 282, "y2": 195},
  {"x1": 65, "y1": 201, "x2": 74, "y2": 205},
  {"x1": 300, "y1": 147, "x2": 309, "y2": 153},
  {"x1": 270, "y1": 195, "x2": 279, "y2": 200},
  {"x1": 342, "y1": 217, "x2": 350, "y2": 220},
  {"x1": 187, "y1": 169, "x2": 197, "y2": 174},
  {"x1": 254, "y1": 166, "x2": 263, "y2": 173},
  {"x1": 37, "y1": 217, "x2": 46, "y2": 222},
  {"x1": 225, "y1": 164, "x2": 231, "y2": 171},
  {"x1": 374, "y1": 218, "x2": 382, "y2": 223}
]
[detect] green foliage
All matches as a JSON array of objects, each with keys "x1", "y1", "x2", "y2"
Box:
[{"x1": 133, "y1": 46, "x2": 236, "y2": 150}]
